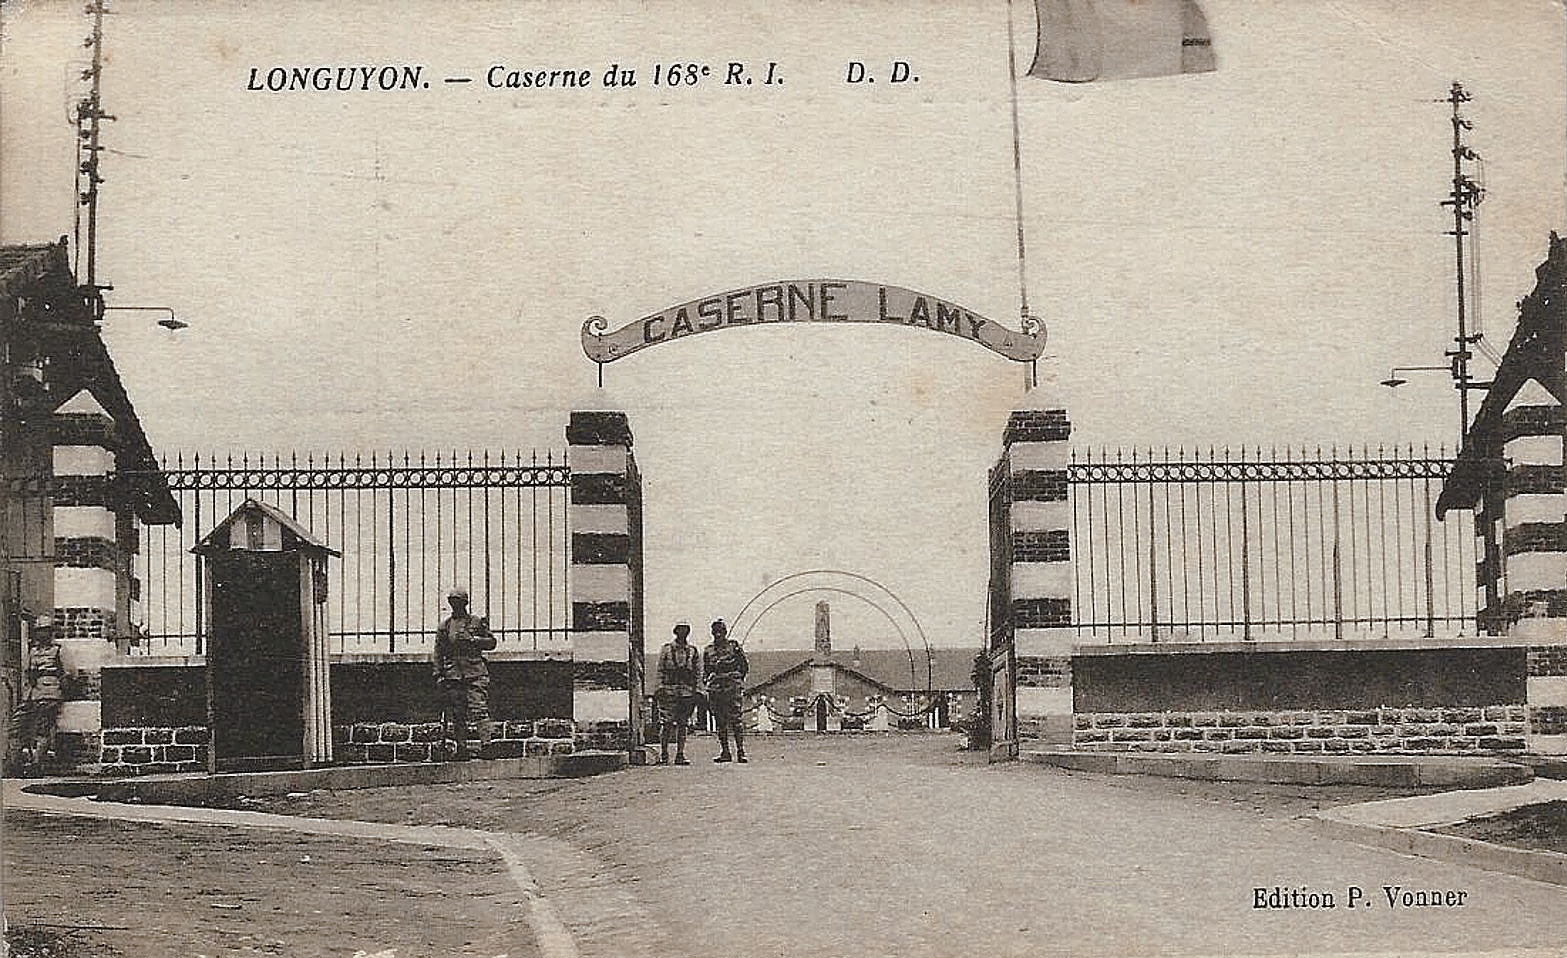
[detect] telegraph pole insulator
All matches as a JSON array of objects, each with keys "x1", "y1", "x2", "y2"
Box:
[
  {"x1": 1444, "y1": 81, "x2": 1488, "y2": 443},
  {"x1": 75, "y1": 0, "x2": 113, "y2": 294}
]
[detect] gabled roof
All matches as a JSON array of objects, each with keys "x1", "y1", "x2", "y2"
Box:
[
  {"x1": 647, "y1": 646, "x2": 982, "y2": 693},
  {"x1": 194, "y1": 498, "x2": 340, "y2": 556},
  {"x1": 746, "y1": 655, "x2": 905, "y2": 698},
  {"x1": 0, "y1": 243, "x2": 65, "y2": 301},
  {"x1": 1438, "y1": 233, "x2": 1567, "y2": 517},
  {"x1": 3, "y1": 239, "x2": 180, "y2": 526}
]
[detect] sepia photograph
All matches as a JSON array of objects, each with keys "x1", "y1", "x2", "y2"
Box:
[{"x1": 2, "y1": 1, "x2": 1565, "y2": 955}]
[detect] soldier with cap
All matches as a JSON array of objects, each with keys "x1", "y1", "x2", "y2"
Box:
[
  {"x1": 703, "y1": 618, "x2": 749, "y2": 763},
  {"x1": 9, "y1": 624, "x2": 64, "y2": 774},
  {"x1": 654, "y1": 620, "x2": 702, "y2": 764},
  {"x1": 433, "y1": 586, "x2": 496, "y2": 760}
]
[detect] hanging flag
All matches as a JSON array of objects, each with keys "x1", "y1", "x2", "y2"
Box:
[{"x1": 1029, "y1": 0, "x2": 1215, "y2": 83}]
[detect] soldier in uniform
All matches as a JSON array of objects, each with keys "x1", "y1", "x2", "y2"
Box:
[
  {"x1": 655, "y1": 620, "x2": 702, "y2": 765},
  {"x1": 433, "y1": 586, "x2": 496, "y2": 760},
  {"x1": 703, "y1": 618, "x2": 749, "y2": 763},
  {"x1": 10, "y1": 625, "x2": 64, "y2": 774}
]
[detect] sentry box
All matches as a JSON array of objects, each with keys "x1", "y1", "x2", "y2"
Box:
[{"x1": 194, "y1": 499, "x2": 338, "y2": 771}]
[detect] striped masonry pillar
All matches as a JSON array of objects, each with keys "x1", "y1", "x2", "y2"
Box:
[
  {"x1": 1002, "y1": 399, "x2": 1074, "y2": 747},
  {"x1": 1495, "y1": 383, "x2": 1567, "y2": 754},
  {"x1": 50, "y1": 390, "x2": 123, "y2": 736},
  {"x1": 566, "y1": 411, "x2": 645, "y2": 755}
]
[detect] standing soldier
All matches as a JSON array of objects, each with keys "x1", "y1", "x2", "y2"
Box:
[
  {"x1": 655, "y1": 620, "x2": 702, "y2": 765},
  {"x1": 703, "y1": 618, "x2": 749, "y2": 763},
  {"x1": 433, "y1": 587, "x2": 496, "y2": 760},
  {"x1": 11, "y1": 625, "x2": 64, "y2": 774}
]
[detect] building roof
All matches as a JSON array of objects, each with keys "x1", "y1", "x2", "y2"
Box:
[
  {"x1": 1437, "y1": 232, "x2": 1567, "y2": 518},
  {"x1": 645, "y1": 645, "x2": 982, "y2": 693},
  {"x1": 3, "y1": 239, "x2": 181, "y2": 525},
  {"x1": 194, "y1": 498, "x2": 340, "y2": 556},
  {"x1": 0, "y1": 244, "x2": 63, "y2": 301},
  {"x1": 745, "y1": 655, "x2": 905, "y2": 699}
]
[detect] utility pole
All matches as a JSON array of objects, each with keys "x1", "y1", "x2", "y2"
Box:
[
  {"x1": 76, "y1": 0, "x2": 114, "y2": 300},
  {"x1": 1441, "y1": 81, "x2": 1486, "y2": 441}
]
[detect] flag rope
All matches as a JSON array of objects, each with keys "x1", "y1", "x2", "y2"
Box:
[{"x1": 1005, "y1": 0, "x2": 1038, "y2": 388}]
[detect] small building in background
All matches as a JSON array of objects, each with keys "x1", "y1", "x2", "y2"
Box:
[
  {"x1": 744, "y1": 642, "x2": 980, "y2": 732},
  {"x1": 648, "y1": 600, "x2": 979, "y2": 732},
  {"x1": 1, "y1": 239, "x2": 179, "y2": 770}
]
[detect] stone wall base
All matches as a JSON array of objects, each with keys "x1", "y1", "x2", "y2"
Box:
[
  {"x1": 576, "y1": 718, "x2": 630, "y2": 751},
  {"x1": 99, "y1": 726, "x2": 211, "y2": 775},
  {"x1": 1531, "y1": 705, "x2": 1567, "y2": 736},
  {"x1": 334, "y1": 719, "x2": 575, "y2": 763},
  {"x1": 97, "y1": 719, "x2": 579, "y2": 774},
  {"x1": 1072, "y1": 707, "x2": 1530, "y2": 755}
]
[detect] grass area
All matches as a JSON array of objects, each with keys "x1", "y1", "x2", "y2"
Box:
[
  {"x1": 1436, "y1": 799, "x2": 1567, "y2": 854},
  {"x1": 4, "y1": 923, "x2": 121, "y2": 958},
  {"x1": 4, "y1": 811, "x2": 532, "y2": 958}
]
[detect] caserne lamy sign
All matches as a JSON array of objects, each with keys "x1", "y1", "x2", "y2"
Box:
[{"x1": 581, "y1": 280, "x2": 1046, "y2": 364}]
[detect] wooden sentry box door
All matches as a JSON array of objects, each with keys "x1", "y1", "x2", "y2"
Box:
[{"x1": 207, "y1": 552, "x2": 305, "y2": 769}]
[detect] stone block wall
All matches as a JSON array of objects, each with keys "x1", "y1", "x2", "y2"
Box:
[
  {"x1": 1067, "y1": 643, "x2": 1535, "y2": 755},
  {"x1": 1072, "y1": 707, "x2": 1529, "y2": 754},
  {"x1": 332, "y1": 718, "x2": 575, "y2": 764},
  {"x1": 97, "y1": 655, "x2": 579, "y2": 774},
  {"x1": 575, "y1": 719, "x2": 631, "y2": 751},
  {"x1": 98, "y1": 726, "x2": 211, "y2": 775},
  {"x1": 1529, "y1": 643, "x2": 1567, "y2": 744}
]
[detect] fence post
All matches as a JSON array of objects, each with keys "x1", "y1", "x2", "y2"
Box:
[
  {"x1": 387, "y1": 486, "x2": 397, "y2": 653},
  {"x1": 1332, "y1": 474, "x2": 1343, "y2": 641},
  {"x1": 1240, "y1": 462, "x2": 1252, "y2": 642},
  {"x1": 1147, "y1": 482, "x2": 1159, "y2": 642},
  {"x1": 194, "y1": 464, "x2": 203, "y2": 656},
  {"x1": 1424, "y1": 527, "x2": 1436, "y2": 639}
]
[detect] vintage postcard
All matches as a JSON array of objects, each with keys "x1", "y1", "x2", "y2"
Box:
[{"x1": 3, "y1": 1, "x2": 1565, "y2": 956}]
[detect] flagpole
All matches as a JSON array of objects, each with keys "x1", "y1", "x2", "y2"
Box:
[{"x1": 1005, "y1": 0, "x2": 1038, "y2": 390}]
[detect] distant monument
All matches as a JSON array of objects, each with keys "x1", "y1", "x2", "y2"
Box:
[{"x1": 814, "y1": 600, "x2": 831, "y2": 659}]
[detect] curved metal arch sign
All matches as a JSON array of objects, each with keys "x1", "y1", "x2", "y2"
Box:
[{"x1": 581, "y1": 280, "x2": 1046, "y2": 364}]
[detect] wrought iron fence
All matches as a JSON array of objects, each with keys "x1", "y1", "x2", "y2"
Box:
[
  {"x1": 1069, "y1": 446, "x2": 1475, "y2": 643},
  {"x1": 128, "y1": 449, "x2": 572, "y2": 656}
]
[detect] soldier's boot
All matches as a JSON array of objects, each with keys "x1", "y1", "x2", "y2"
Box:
[
  {"x1": 713, "y1": 729, "x2": 732, "y2": 762},
  {"x1": 734, "y1": 727, "x2": 748, "y2": 763},
  {"x1": 477, "y1": 718, "x2": 493, "y2": 758}
]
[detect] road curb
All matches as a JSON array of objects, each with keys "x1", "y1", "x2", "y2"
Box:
[
  {"x1": 22, "y1": 750, "x2": 627, "y2": 805},
  {"x1": 1020, "y1": 750, "x2": 1533, "y2": 788},
  {"x1": 1307, "y1": 808, "x2": 1567, "y2": 887},
  {"x1": 4, "y1": 777, "x2": 587, "y2": 957}
]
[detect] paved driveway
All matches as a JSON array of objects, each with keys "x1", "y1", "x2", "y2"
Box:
[{"x1": 242, "y1": 734, "x2": 1567, "y2": 958}]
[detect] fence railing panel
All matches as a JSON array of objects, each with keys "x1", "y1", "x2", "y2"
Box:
[
  {"x1": 129, "y1": 450, "x2": 572, "y2": 656},
  {"x1": 1069, "y1": 447, "x2": 1475, "y2": 643}
]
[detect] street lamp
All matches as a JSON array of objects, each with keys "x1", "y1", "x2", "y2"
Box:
[
  {"x1": 1379, "y1": 365, "x2": 1450, "y2": 389},
  {"x1": 1380, "y1": 363, "x2": 1492, "y2": 443},
  {"x1": 101, "y1": 305, "x2": 187, "y2": 330}
]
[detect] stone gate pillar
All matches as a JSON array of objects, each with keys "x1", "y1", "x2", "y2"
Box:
[
  {"x1": 49, "y1": 390, "x2": 125, "y2": 742},
  {"x1": 566, "y1": 411, "x2": 646, "y2": 756},
  {"x1": 1494, "y1": 386, "x2": 1567, "y2": 755},
  {"x1": 1001, "y1": 383, "x2": 1074, "y2": 748}
]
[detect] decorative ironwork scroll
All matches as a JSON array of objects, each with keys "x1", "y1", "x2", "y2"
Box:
[{"x1": 582, "y1": 280, "x2": 1046, "y2": 364}]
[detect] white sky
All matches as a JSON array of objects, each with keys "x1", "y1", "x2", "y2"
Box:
[{"x1": 2, "y1": 0, "x2": 1563, "y2": 652}]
